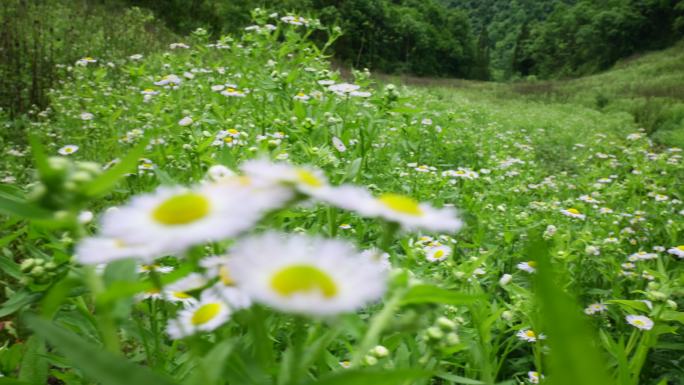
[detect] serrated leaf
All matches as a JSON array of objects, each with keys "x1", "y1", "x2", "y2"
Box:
[{"x1": 18, "y1": 336, "x2": 48, "y2": 385}]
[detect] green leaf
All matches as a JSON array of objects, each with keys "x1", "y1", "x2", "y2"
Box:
[
  {"x1": 436, "y1": 372, "x2": 485, "y2": 384},
  {"x1": 529, "y1": 235, "x2": 614, "y2": 385},
  {"x1": 305, "y1": 369, "x2": 431, "y2": 385},
  {"x1": 185, "y1": 339, "x2": 236, "y2": 385},
  {"x1": 342, "y1": 157, "x2": 363, "y2": 183},
  {"x1": 0, "y1": 255, "x2": 22, "y2": 279},
  {"x1": 18, "y1": 336, "x2": 48, "y2": 385},
  {"x1": 660, "y1": 311, "x2": 684, "y2": 324},
  {"x1": 25, "y1": 315, "x2": 179, "y2": 385},
  {"x1": 606, "y1": 300, "x2": 650, "y2": 313},
  {"x1": 0, "y1": 194, "x2": 53, "y2": 220},
  {"x1": 83, "y1": 138, "x2": 149, "y2": 198},
  {"x1": 400, "y1": 285, "x2": 482, "y2": 306},
  {"x1": 0, "y1": 379, "x2": 33, "y2": 385},
  {"x1": 0, "y1": 291, "x2": 41, "y2": 318}
]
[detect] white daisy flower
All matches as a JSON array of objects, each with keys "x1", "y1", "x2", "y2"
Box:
[
  {"x1": 200, "y1": 255, "x2": 235, "y2": 286},
  {"x1": 332, "y1": 136, "x2": 347, "y2": 152},
  {"x1": 293, "y1": 92, "x2": 310, "y2": 101},
  {"x1": 167, "y1": 272, "x2": 209, "y2": 293},
  {"x1": 317, "y1": 185, "x2": 462, "y2": 232},
  {"x1": 166, "y1": 292, "x2": 232, "y2": 339},
  {"x1": 560, "y1": 208, "x2": 586, "y2": 219},
  {"x1": 338, "y1": 223, "x2": 352, "y2": 230},
  {"x1": 77, "y1": 211, "x2": 94, "y2": 224},
  {"x1": 425, "y1": 245, "x2": 451, "y2": 262},
  {"x1": 164, "y1": 290, "x2": 197, "y2": 306},
  {"x1": 516, "y1": 329, "x2": 545, "y2": 342},
  {"x1": 281, "y1": 15, "x2": 308, "y2": 26},
  {"x1": 516, "y1": 261, "x2": 537, "y2": 273},
  {"x1": 75, "y1": 237, "x2": 163, "y2": 265},
  {"x1": 137, "y1": 264, "x2": 174, "y2": 274},
  {"x1": 359, "y1": 248, "x2": 392, "y2": 271},
  {"x1": 625, "y1": 315, "x2": 654, "y2": 330},
  {"x1": 206, "y1": 165, "x2": 235, "y2": 182},
  {"x1": 76, "y1": 57, "x2": 97, "y2": 66},
  {"x1": 528, "y1": 371, "x2": 543, "y2": 384},
  {"x1": 58, "y1": 145, "x2": 79, "y2": 156},
  {"x1": 202, "y1": 285, "x2": 252, "y2": 310},
  {"x1": 178, "y1": 116, "x2": 193, "y2": 126},
  {"x1": 667, "y1": 245, "x2": 684, "y2": 258},
  {"x1": 154, "y1": 74, "x2": 182, "y2": 86},
  {"x1": 240, "y1": 159, "x2": 329, "y2": 198},
  {"x1": 628, "y1": 251, "x2": 658, "y2": 261},
  {"x1": 221, "y1": 87, "x2": 246, "y2": 97},
  {"x1": 169, "y1": 42, "x2": 190, "y2": 49},
  {"x1": 95, "y1": 183, "x2": 289, "y2": 258},
  {"x1": 80, "y1": 112, "x2": 94, "y2": 120},
  {"x1": 584, "y1": 303, "x2": 607, "y2": 315},
  {"x1": 227, "y1": 232, "x2": 387, "y2": 316},
  {"x1": 499, "y1": 274, "x2": 513, "y2": 286}
]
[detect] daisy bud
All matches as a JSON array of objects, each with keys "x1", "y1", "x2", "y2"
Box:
[
  {"x1": 646, "y1": 291, "x2": 667, "y2": 301},
  {"x1": 30, "y1": 266, "x2": 45, "y2": 277},
  {"x1": 436, "y1": 316, "x2": 457, "y2": 331},
  {"x1": 370, "y1": 345, "x2": 389, "y2": 358},
  {"x1": 426, "y1": 326, "x2": 444, "y2": 340},
  {"x1": 666, "y1": 300, "x2": 677, "y2": 310},
  {"x1": 20, "y1": 259, "x2": 35, "y2": 272},
  {"x1": 445, "y1": 332, "x2": 460, "y2": 346},
  {"x1": 362, "y1": 355, "x2": 378, "y2": 366},
  {"x1": 502, "y1": 311, "x2": 514, "y2": 321}
]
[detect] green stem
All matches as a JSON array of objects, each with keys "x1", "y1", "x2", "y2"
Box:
[
  {"x1": 351, "y1": 289, "x2": 404, "y2": 366},
  {"x1": 84, "y1": 267, "x2": 120, "y2": 353}
]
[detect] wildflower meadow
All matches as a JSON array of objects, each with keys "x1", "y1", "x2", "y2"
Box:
[{"x1": 0, "y1": 7, "x2": 683, "y2": 385}]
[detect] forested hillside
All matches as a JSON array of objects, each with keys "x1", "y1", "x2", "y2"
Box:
[{"x1": 445, "y1": 0, "x2": 684, "y2": 79}]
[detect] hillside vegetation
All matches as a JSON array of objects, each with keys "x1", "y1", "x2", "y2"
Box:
[{"x1": 0, "y1": 9, "x2": 683, "y2": 385}]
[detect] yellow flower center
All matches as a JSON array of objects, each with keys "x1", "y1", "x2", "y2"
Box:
[
  {"x1": 191, "y1": 303, "x2": 221, "y2": 325},
  {"x1": 525, "y1": 330, "x2": 536, "y2": 338},
  {"x1": 677, "y1": 245, "x2": 684, "y2": 251},
  {"x1": 228, "y1": 129, "x2": 239, "y2": 135},
  {"x1": 271, "y1": 265, "x2": 337, "y2": 298},
  {"x1": 219, "y1": 266, "x2": 234, "y2": 286},
  {"x1": 172, "y1": 291, "x2": 191, "y2": 299},
  {"x1": 296, "y1": 169, "x2": 323, "y2": 188},
  {"x1": 527, "y1": 261, "x2": 537, "y2": 268},
  {"x1": 633, "y1": 319, "x2": 644, "y2": 326},
  {"x1": 140, "y1": 264, "x2": 159, "y2": 271},
  {"x1": 144, "y1": 88, "x2": 154, "y2": 93},
  {"x1": 566, "y1": 208, "x2": 580, "y2": 215},
  {"x1": 434, "y1": 250, "x2": 444, "y2": 258},
  {"x1": 379, "y1": 194, "x2": 423, "y2": 216},
  {"x1": 227, "y1": 88, "x2": 236, "y2": 92},
  {"x1": 152, "y1": 193, "x2": 210, "y2": 225},
  {"x1": 224, "y1": 137, "x2": 234, "y2": 143},
  {"x1": 297, "y1": 92, "x2": 306, "y2": 97}
]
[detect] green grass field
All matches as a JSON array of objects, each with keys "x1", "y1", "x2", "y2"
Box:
[{"x1": 0, "y1": 12, "x2": 683, "y2": 385}]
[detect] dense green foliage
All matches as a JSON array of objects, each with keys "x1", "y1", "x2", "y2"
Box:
[
  {"x1": 126, "y1": 0, "x2": 478, "y2": 78},
  {"x1": 1, "y1": 7, "x2": 683, "y2": 385},
  {"x1": 0, "y1": 0, "x2": 175, "y2": 117},
  {"x1": 511, "y1": 0, "x2": 684, "y2": 78}
]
